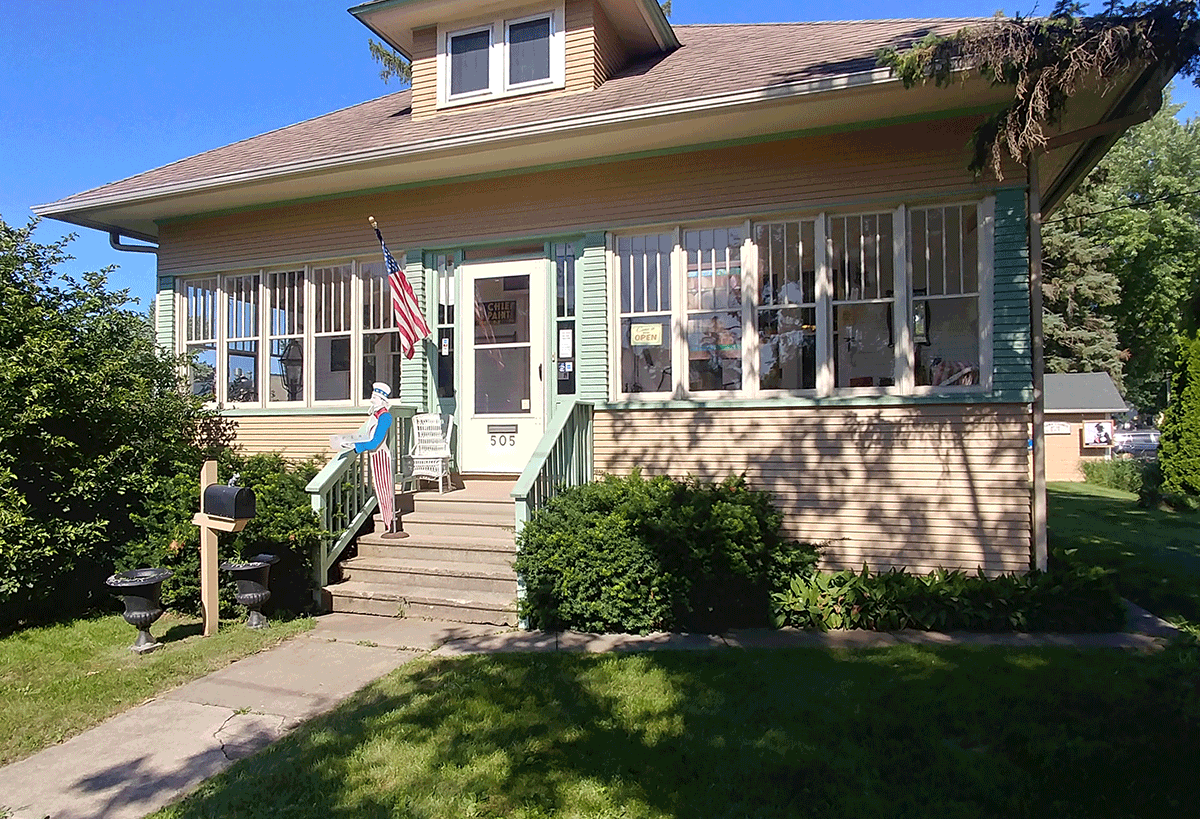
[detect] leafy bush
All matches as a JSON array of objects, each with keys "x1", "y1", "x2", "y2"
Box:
[
  {"x1": 1160, "y1": 333, "x2": 1200, "y2": 499},
  {"x1": 119, "y1": 451, "x2": 325, "y2": 617},
  {"x1": 772, "y1": 564, "x2": 1125, "y2": 632},
  {"x1": 0, "y1": 219, "x2": 231, "y2": 628},
  {"x1": 1081, "y1": 458, "x2": 1151, "y2": 495},
  {"x1": 515, "y1": 472, "x2": 817, "y2": 634}
]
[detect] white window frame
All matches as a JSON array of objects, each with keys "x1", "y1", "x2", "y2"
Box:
[
  {"x1": 437, "y1": 3, "x2": 565, "y2": 108},
  {"x1": 608, "y1": 198, "x2": 994, "y2": 402},
  {"x1": 177, "y1": 256, "x2": 403, "y2": 410}
]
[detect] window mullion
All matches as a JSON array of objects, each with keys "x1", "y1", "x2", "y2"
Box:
[
  {"x1": 894, "y1": 205, "x2": 913, "y2": 393},
  {"x1": 672, "y1": 227, "x2": 685, "y2": 396},
  {"x1": 815, "y1": 214, "x2": 832, "y2": 396},
  {"x1": 741, "y1": 219, "x2": 757, "y2": 397}
]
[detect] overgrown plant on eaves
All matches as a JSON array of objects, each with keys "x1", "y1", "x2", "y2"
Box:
[{"x1": 876, "y1": 1, "x2": 1200, "y2": 178}]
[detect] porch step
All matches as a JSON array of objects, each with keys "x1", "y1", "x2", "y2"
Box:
[
  {"x1": 341, "y1": 556, "x2": 518, "y2": 595},
  {"x1": 357, "y1": 537, "x2": 516, "y2": 565},
  {"x1": 323, "y1": 484, "x2": 520, "y2": 626},
  {"x1": 325, "y1": 579, "x2": 517, "y2": 626}
]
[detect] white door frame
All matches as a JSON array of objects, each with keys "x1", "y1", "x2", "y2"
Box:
[{"x1": 459, "y1": 257, "x2": 547, "y2": 473}]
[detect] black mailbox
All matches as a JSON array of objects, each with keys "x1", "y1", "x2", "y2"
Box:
[{"x1": 203, "y1": 485, "x2": 256, "y2": 520}]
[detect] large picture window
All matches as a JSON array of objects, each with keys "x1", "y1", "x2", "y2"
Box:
[
  {"x1": 613, "y1": 199, "x2": 990, "y2": 400},
  {"x1": 181, "y1": 258, "x2": 404, "y2": 407}
]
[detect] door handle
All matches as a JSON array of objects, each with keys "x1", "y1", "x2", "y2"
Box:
[{"x1": 538, "y1": 363, "x2": 543, "y2": 381}]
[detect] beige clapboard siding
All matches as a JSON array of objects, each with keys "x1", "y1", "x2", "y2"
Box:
[
  {"x1": 1044, "y1": 413, "x2": 1109, "y2": 482},
  {"x1": 592, "y1": 403, "x2": 1032, "y2": 575},
  {"x1": 231, "y1": 414, "x2": 349, "y2": 459},
  {"x1": 564, "y1": 0, "x2": 596, "y2": 93},
  {"x1": 159, "y1": 116, "x2": 986, "y2": 274},
  {"x1": 592, "y1": 0, "x2": 627, "y2": 86},
  {"x1": 410, "y1": 26, "x2": 438, "y2": 120}
]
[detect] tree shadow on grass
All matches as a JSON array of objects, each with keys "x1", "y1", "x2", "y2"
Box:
[{"x1": 156, "y1": 645, "x2": 1200, "y2": 819}]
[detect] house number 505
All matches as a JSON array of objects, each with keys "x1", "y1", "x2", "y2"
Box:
[{"x1": 490, "y1": 434, "x2": 515, "y2": 447}]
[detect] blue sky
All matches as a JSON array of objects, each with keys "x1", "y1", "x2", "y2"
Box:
[{"x1": 3, "y1": 0, "x2": 1196, "y2": 307}]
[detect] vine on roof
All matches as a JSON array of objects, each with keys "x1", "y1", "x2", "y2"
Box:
[{"x1": 876, "y1": 1, "x2": 1200, "y2": 178}]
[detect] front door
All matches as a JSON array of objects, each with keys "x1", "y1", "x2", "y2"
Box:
[{"x1": 460, "y1": 258, "x2": 546, "y2": 473}]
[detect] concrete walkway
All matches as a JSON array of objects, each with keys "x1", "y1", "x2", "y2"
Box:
[{"x1": 0, "y1": 605, "x2": 1181, "y2": 819}]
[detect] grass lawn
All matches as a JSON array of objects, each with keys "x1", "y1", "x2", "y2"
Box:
[
  {"x1": 0, "y1": 612, "x2": 311, "y2": 765},
  {"x1": 1048, "y1": 481, "x2": 1200, "y2": 630},
  {"x1": 152, "y1": 646, "x2": 1200, "y2": 819}
]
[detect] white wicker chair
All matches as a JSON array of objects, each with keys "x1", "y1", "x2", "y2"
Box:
[{"x1": 406, "y1": 413, "x2": 454, "y2": 493}]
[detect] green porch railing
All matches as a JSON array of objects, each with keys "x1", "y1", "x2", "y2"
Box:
[
  {"x1": 512, "y1": 399, "x2": 595, "y2": 532},
  {"x1": 305, "y1": 405, "x2": 415, "y2": 602}
]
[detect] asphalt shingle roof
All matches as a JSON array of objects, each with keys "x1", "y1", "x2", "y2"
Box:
[
  {"x1": 43, "y1": 19, "x2": 987, "y2": 211},
  {"x1": 1044, "y1": 372, "x2": 1127, "y2": 413}
]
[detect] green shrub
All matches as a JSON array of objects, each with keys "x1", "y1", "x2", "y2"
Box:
[
  {"x1": 118, "y1": 451, "x2": 325, "y2": 617},
  {"x1": 771, "y1": 563, "x2": 1125, "y2": 632},
  {"x1": 515, "y1": 472, "x2": 817, "y2": 633},
  {"x1": 1160, "y1": 333, "x2": 1200, "y2": 499},
  {"x1": 0, "y1": 219, "x2": 232, "y2": 628},
  {"x1": 1081, "y1": 458, "x2": 1150, "y2": 495}
]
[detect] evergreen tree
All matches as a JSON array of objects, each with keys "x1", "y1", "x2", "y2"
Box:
[
  {"x1": 1042, "y1": 202, "x2": 1124, "y2": 386},
  {"x1": 1159, "y1": 333, "x2": 1200, "y2": 498}
]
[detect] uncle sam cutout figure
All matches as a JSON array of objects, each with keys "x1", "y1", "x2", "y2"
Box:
[{"x1": 331, "y1": 382, "x2": 398, "y2": 534}]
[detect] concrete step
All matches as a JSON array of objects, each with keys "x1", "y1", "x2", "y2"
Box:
[
  {"x1": 341, "y1": 556, "x2": 517, "y2": 595},
  {"x1": 407, "y1": 495, "x2": 515, "y2": 518},
  {"x1": 357, "y1": 538, "x2": 516, "y2": 565},
  {"x1": 325, "y1": 579, "x2": 517, "y2": 625}
]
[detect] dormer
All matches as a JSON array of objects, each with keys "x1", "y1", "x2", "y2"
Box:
[{"x1": 351, "y1": 0, "x2": 678, "y2": 119}]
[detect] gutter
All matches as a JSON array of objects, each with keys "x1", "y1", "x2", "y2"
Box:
[{"x1": 109, "y1": 230, "x2": 158, "y2": 254}]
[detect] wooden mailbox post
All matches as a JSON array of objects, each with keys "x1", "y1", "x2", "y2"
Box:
[{"x1": 191, "y1": 461, "x2": 253, "y2": 636}]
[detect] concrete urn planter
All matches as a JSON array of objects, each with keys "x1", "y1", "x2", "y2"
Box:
[
  {"x1": 220, "y1": 553, "x2": 279, "y2": 629},
  {"x1": 106, "y1": 568, "x2": 173, "y2": 653}
]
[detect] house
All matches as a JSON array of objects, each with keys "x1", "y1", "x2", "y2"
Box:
[
  {"x1": 35, "y1": 1, "x2": 1175, "y2": 619},
  {"x1": 1044, "y1": 372, "x2": 1128, "y2": 481}
]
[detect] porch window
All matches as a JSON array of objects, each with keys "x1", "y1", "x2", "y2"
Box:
[
  {"x1": 755, "y1": 220, "x2": 817, "y2": 391},
  {"x1": 909, "y1": 204, "x2": 982, "y2": 388},
  {"x1": 830, "y1": 212, "x2": 895, "y2": 390},
  {"x1": 225, "y1": 274, "x2": 259, "y2": 404},
  {"x1": 617, "y1": 233, "x2": 673, "y2": 395},
  {"x1": 184, "y1": 278, "x2": 218, "y2": 400},
  {"x1": 685, "y1": 228, "x2": 743, "y2": 392},
  {"x1": 267, "y1": 270, "x2": 304, "y2": 402},
  {"x1": 180, "y1": 257, "x2": 404, "y2": 408},
  {"x1": 362, "y1": 260, "x2": 403, "y2": 402},
  {"x1": 611, "y1": 199, "x2": 990, "y2": 400}
]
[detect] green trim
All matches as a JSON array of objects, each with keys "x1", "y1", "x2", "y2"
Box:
[
  {"x1": 156, "y1": 102, "x2": 1008, "y2": 230},
  {"x1": 155, "y1": 276, "x2": 175, "y2": 351}
]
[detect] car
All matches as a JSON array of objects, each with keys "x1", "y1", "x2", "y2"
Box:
[{"x1": 1113, "y1": 429, "x2": 1159, "y2": 458}]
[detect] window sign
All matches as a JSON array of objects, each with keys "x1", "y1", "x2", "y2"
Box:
[
  {"x1": 631, "y1": 323, "x2": 663, "y2": 346},
  {"x1": 558, "y1": 327, "x2": 573, "y2": 359}
]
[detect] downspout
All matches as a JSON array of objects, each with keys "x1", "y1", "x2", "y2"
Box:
[
  {"x1": 109, "y1": 230, "x2": 158, "y2": 254},
  {"x1": 1028, "y1": 157, "x2": 1048, "y2": 572}
]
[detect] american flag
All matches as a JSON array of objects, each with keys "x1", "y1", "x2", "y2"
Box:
[{"x1": 373, "y1": 222, "x2": 431, "y2": 359}]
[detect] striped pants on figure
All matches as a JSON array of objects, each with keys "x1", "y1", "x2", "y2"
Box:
[{"x1": 370, "y1": 446, "x2": 395, "y2": 532}]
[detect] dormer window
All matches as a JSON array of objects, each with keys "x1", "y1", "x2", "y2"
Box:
[{"x1": 438, "y1": 4, "x2": 564, "y2": 108}]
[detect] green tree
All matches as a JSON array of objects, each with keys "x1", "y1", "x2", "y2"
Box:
[
  {"x1": 1046, "y1": 91, "x2": 1200, "y2": 411},
  {"x1": 1042, "y1": 201, "x2": 1124, "y2": 386},
  {"x1": 0, "y1": 217, "x2": 230, "y2": 627},
  {"x1": 1159, "y1": 333, "x2": 1200, "y2": 498}
]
